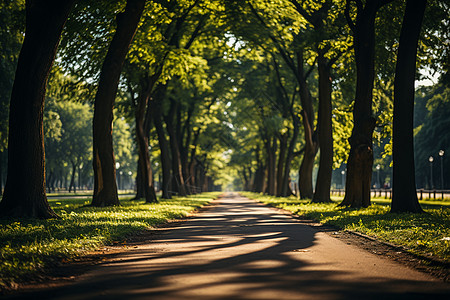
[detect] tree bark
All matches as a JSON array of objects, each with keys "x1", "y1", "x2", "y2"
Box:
[
  {"x1": 69, "y1": 162, "x2": 77, "y2": 193},
  {"x1": 297, "y1": 53, "x2": 318, "y2": 199},
  {"x1": 135, "y1": 93, "x2": 157, "y2": 203},
  {"x1": 264, "y1": 136, "x2": 277, "y2": 195},
  {"x1": 0, "y1": 0, "x2": 74, "y2": 219},
  {"x1": 153, "y1": 86, "x2": 172, "y2": 199},
  {"x1": 340, "y1": 0, "x2": 389, "y2": 208},
  {"x1": 281, "y1": 114, "x2": 300, "y2": 197},
  {"x1": 299, "y1": 109, "x2": 318, "y2": 199},
  {"x1": 164, "y1": 99, "x2": 187, "y2": 196},
  {"x1": 391, "y1": 0, "x2": 426, "y2": 213},
  {"x1": 276, "y1": 133, "x2": 288, "y2": 196},
  {"x1": 91, "y1": 0, "x2": 145, "y2": 207},
  {"x1": 312, "y1": 51, "x2": 333, "y2": 203}
]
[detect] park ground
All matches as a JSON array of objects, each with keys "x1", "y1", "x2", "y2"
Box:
[{"x1": 1, "y1": 192, "x2": 449, "y2": 299}]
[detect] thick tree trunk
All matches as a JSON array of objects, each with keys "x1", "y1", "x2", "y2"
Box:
[
  {"x1": 312, "y1": 52, "x2": 333, "y2": 203},
  {"x1": 0, "y1": 0, "x2": 74, "y2": 219},
  {"x1": 340, "y1": 0, "x2": 386, "y2": 208},
  {"x1": 391, "y1": 0, "x2": 426, "y2": 213},
  {"x1": 91, "y1": 0, "x2": 145, "y2": 207},
  {"x1": 0, "y1": 151, "x2": 3, "y2": 195}
]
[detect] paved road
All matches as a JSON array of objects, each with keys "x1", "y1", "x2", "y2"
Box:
[{"x1": 9, "y1": 193, "x2": 450, "y2": 299}]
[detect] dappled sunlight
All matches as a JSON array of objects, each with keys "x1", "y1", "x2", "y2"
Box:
[{"x1": 11, "y1": 194, "x2": 448, "y2": 300}]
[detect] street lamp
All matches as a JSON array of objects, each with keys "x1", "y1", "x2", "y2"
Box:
[
  {"x1": 429, "y1": 156, "x2": 434, "y2": 189},
  {"x1": 341, "y1": 170, "x2": 345, "y2": 189},
  {"x1": 376, "y1": 164, "x2": 381, "y2": 188},
  {"x1": 115, "y1": 162, "x2": 120, "y2": 191},
  {"x1": 439, "y1": 150, "x2": 444, "y2": 189}
]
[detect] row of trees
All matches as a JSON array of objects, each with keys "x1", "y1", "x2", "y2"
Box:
[
  {"x1": 223, "y1": 0, "x2": 448, "y2": 211},
  {"x1": 0, "y1": 0, "x2": 448, "y2": 218}
]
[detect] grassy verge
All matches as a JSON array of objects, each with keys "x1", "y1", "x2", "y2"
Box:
[
  {"x1": 0, "y1": 192, "x2": 221, "y2": 289},
  {"x1": 241, "y1": 192, "x2": 450, "y2": 262}
]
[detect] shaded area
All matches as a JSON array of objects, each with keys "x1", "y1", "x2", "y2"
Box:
[{"x1": 5, "y1": 193, "x2": 450, "y2": 300}]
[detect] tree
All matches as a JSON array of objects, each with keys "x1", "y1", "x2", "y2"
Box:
[
  {"x1": 0, "y1": 1, "x2": 25, "y2": 195},
  {"x1": 339, "y1": 0, "x2": 393, "y2": 208},
  {"x1": 91, "y1": 0, "x2": 146, "y2": 207},
  {"x1": 391, "y1": 0, "x2": 427, "y2": 213},
  {"x1": 0, "y1": 0, "x2": 75, "y2": 218}
]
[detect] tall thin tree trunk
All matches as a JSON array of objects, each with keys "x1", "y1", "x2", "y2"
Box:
[
  {"x1": 391, "y1": 0, "x2": 427, "y2": 213},
  {"x1": 135, "y1": 93, "x2": 157, "y2": 203},
  {"x1": 153, "y1": 86, "x2": 172, "y2": 199},
  {"x1": 164, "y1": 100, "x2": 187, "y2": 196},
  {"x1": 276, "y1": 133, "x2": 288, "y2": 196},
  {"x1": 281, "y1": 115, "x2": 300, "y2": 197},
  {"x1": 296, "y1": 51, "x2": 318, "y2": 199},
  {"x1": 0, "y1": 0, "x2": 74, "y2": 219},
  {"x1": 313, "y1": 51, "x2": 333, "y2": 203},
  {"x1": 299, "y1": 109, "x2": 317, "y2": 199},
  {"x1": 69, "y1": 162, "x2": 76, "y2": 193},
  {"x1": 91, "y1": 0, "x2": 145, "y2": 207}
]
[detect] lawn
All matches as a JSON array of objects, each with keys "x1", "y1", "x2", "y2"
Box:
[
  {"x1": 241, "y1": 192, "x2": 450, "y2": 262},
  {"x1": 0, "y1": 192, "x2": 221, "y2": 289}
]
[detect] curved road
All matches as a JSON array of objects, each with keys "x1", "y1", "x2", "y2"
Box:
[{"x1": 8, "y1": 193, "x2": 450, "y2": 299}]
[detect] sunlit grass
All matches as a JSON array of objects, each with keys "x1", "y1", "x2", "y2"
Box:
[
  {"x1": 242, "y1": 192, "x2": 450, "y2": 262},
  {"x1": 0, "y1": 192, "x2": 220, "y2": 288}
]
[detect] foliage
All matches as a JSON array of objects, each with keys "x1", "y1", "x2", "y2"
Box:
[
  {"x1": 0, "y1": 0, "x2": 25, "y2": 152},
  {"x1": 414, "y1": 78, "x2": 450, "y2": 189},
  {"x1": 243, "y1": 192, "x2": 450, "y2": 261},
  {"x1": 0, "y1": 192, "x2": 220, "y2": 288}
]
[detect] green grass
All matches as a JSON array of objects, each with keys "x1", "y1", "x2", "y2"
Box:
[
  {"x1": 0, "y1": 192, "x2": 221, "y2": 288},
  {"x1": 242, "y1": 192, "x2": 450, "y2": 262}
]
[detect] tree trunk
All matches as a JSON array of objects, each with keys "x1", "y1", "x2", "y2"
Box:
[
  {"x1": 391, "y1": 0, "x2": 426, "y2": 213},
  {"x1": 91, "y1": 0, "x2": 145, "y2": 207},
  {"x1": 281, "y1": 114, "x2": 300, "y2": 197},
  {"x1": 0, "y1": 0, "x2": 74, "y2": 219},
  {"x1": 340, "y1": 0, "x2": 387, "y2": 208},
  {"x1": 296, "y1": 51, "x2": 318, "y2": 199},
  {"x1": 153, "y1": 86, "x2": 172, "y2": 199},
  {"x1": 135, "y1": 91, "x2": 158, "y2": 203},
  {"x1": 0, "y1": 150, "x2": 3, "y2": 196},
  {"x1": 312, "y1": 51, "x2": 333, "y2": 203},
  {"x1": 164, "y1": 99, "x2": 187, "y2": 196},
  {"x1": 299, "y1": 109, "x2": 318, "y2": 199},
  {"x1": 264, "y1": 136, "x2": 277, "y2": 195},
  {"x1": 69, "y1": 162, "x2": 76, "y2": 193},
  {"x1": 276, "y1": 133, "x2": 288, "y2": 196}
]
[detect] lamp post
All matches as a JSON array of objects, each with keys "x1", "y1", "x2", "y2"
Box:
[
  {"x1": 128, "y1": 171, "x2": 132, "y2": 190},
  {"x1": 376, "y1": 164, "x2": 381, "y2": 188},
  {"x1": 115, "y1": 162, "x2": 120, "y2": 191},
  {"x1": 78, "y1": 164, "x2": 83, "y2": 190},
  {"x1": 341, "y1": 170, "x2": 345, "y2": 189},
  {"x1": 439, "y1": 150, "x2": 444, "y2": 189},
  {"x1": 429, "y1": 156, "x2": 434, "y2": 189}
]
